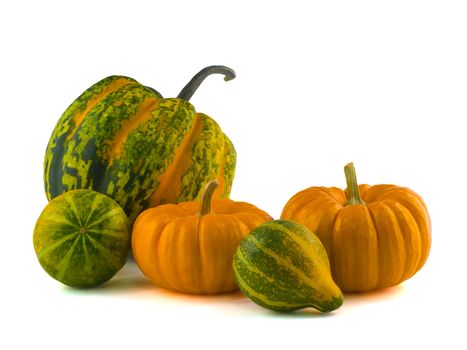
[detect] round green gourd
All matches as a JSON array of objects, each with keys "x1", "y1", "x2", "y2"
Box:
[
  {"x1": 233, "y1": 220, "x2": 344, "y2": 313},
  {"x1": 33, "y1": 189, "x2": 131, "y2": 287}
]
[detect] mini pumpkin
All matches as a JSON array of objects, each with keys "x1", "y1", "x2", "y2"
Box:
[
  {"x1": 132, "y1": 180, "x2": 272, "y2": 294},
  {"x1": 281, "y1": 163, "x2": 431, "y2": 292}
]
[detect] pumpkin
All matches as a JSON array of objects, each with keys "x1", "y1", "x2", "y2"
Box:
[
  {"x1": 33, "y1": 189, "x2": 131, "y2": 288},
  {"x1": 233, "y1": 220, "x2": 343, "y2": 312},
  {"x1": 281, "y1": 163, "x2": 431, "y2": 292},
  {"x1": 44, "y1": 66, "x2": 237, "y2": 223},
  {"x1": 132, "y1": 180, "x2": 272, "y2": 294}
]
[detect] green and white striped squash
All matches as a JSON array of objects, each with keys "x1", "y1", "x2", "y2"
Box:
[
  {"x1": 33, "y1": 189, "x2": 130, "y2": 288},
  {"x1": 233, "y1": 220, "x2": 344, "y2": 313},
  {"x1": 44, "y1": 66, "x2": 236, "y2": 223}
]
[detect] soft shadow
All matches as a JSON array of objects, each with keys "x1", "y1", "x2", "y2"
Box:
[
  {"x1": 154, "y1": 286, "x2": 245, "y2": 304},
  {"x1": 59, "y1": 258, "x2": 342, "y2": 319},
  {"x1": 61, "y1": 259, "x2": 376, "y2": 318},
  {"x1": 221, "y1": 295, "x2": 340, "y2": 318},
  {"x1": 268, "y1": 308, "x2": 338, "y2": 318},
  {"x1": 62, "y1": 260, "x2": 247, "y2": 302},
  {"x1": 343, "y1": 284, "x2": 405, "y2": 308},
  {"x1": 62, "y1": 260, "x2": 153, "y2": 294},
  {"x1": 95, "y1": 274, "x2": 154, "y2": 292},
  {"x1": 255, "y1": 285, "x2": 405, "y2": 317},
  {"x1": 97, "y1": 260, "x2": 153, "y2": 292}
]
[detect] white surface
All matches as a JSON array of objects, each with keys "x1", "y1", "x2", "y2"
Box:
[{"x1": 1, "y1": 1, "x2": 466, "y2": 349}]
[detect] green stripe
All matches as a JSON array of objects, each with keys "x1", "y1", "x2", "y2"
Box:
[
  {"x1": 60, "y1": 97, "x2": 195, "y2": 222},
  {"x1": 56, "y1": 235, "x2": 81, "y2": 281},
  {"x1": 177, "y1": 113, "x2": 225, "y2": 202},
  {"x1": 110, "y1": 98, "x2": 197, "y2": 221},
  {"x1": 83, "y1": 192, "x2": 103, "y2": 227},
  {"x1": 62, "y1": 76, "x2": 138, "y2": 122},
  {"x1": 81, "y1": 235, "x2": 92, "y2": 274},
  {"x1": 220, "y1": 134, "x2": 236, "y2": 198},
  {"x1": 234, "y1": 248, "x2": 311, "y2": 305},
  {"x1": 57, "y1": 83, "x2": 158, "y2": 191},
  {"x1": 233, "y1": 265, "x2": 306, "y2": 311},
  {"x1": 62, "y1": 194, "x2": 85, "y2": 227},
  {"x1": 45, "y1": 81, "x2": 165, "y2": 221},
  {"x1": 237, "y1": 236, "x2": 319, "y2": 300},
  {"x1": 36, "y1": 216, "x2": 78, "y2": 229},
  {"x1": 85, "y1": 234, "x2": 122, "y2": 270},
  {"x1": 235, "y1": 248, "x2": 275, "y2": 283},
  {"x1": 37, "y1": 232, "x2": 79, "y2": 258},
  {"x1": 86, "y1": 206, "x2": 123, "y2": 230},
  {"x1": 44, "y1": 76, "x2": 139, "y2": 199},
  {"x1": 87, "y1": 227, "x2": 129, "y2": 238},
  {"x1": 248, "y1": 234, "x2": 320, "y2": 290},
  {"x1": 265, "y1": 221, "x2": 331, "y2": 270}
]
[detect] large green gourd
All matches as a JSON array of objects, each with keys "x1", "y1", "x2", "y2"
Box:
[
  {"x1": 33, "y1": 189, "x2": 130, "y2": 287},
  {"x1": 44, "y1": 66, "x2": 236, "y2": 222},
  {"x1": 233, "y1": 220, "x2": 343, "y2": 313}
]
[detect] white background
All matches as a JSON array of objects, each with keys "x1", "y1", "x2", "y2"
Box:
[{"x1": 1, "y1": 0, "x2": 466, "y2": 349}]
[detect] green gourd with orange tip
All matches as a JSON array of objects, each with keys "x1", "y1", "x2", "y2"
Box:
[{"x1": 233, "y1": 220, "x2": 343, "y2": 313}]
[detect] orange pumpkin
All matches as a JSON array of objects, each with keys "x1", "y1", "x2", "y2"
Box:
[
  {"x1": 132, "y1": 180, "x2": 272, "y2": 294},
  {"x1": 281, "y1": 163, "x2": 431, "y2": 292}
]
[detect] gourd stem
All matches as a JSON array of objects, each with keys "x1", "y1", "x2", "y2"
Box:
[
  {"x1": 344, "y1": 163, "x2": 366, "y2": 206},
  {"x1": 199, "y1": 180, "x2": 219, "y2": 216},
  {"x1": 177, "y1": 65, "x2": 236, "y2": 101}
]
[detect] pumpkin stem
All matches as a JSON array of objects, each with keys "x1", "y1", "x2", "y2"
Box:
[
  {"x1": 177, "y1": 65, "x2": 236, "y2": 101},
  {"x1": 199, "y1": 180, "x2": 219, "y2": 216},
  {"x1": 344, "y1": 163, "x2": 366, "y2": 206}
]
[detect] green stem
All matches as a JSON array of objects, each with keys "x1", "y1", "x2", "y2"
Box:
[
  {"x1": 344, "y1": 163, "x2": 366, "y2": 206},
  {"x1": 199, "y1": 180, "x2": 219, "y2": 216},
  {"x1": 177, "y1": 65, "x2": 236, "y2": 101}
]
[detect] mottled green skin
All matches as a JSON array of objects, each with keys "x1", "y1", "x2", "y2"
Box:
[
  {"x1": 233, "y1": 220, "x2": 343, "y2": 313},
  {"x1": 221, "y1": 135, "x2": 236, "y2": 198},
  {"x1": 177, "y1": 113, "x2": 233, "y2": 202},
  {"x1": 33, "y1": 189, "x2": 130, "y2": 288},
  {"x1": 44, "y1": 76, "x2": 236, "y2": 223}
]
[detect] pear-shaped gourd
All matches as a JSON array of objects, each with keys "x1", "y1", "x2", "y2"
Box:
[{"x1": 233, "y1": 220, "x2": 343, "y2": 313}]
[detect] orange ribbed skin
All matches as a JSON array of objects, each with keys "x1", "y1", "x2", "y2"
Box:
[
  {"x1": 132, "y1": 198, "x2": 272, "y2": 294},
  {"x1": 281, "y1": 183, "x2": 431, "y2": 292}
]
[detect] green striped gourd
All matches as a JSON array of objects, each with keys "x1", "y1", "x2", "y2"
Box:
[
  {"x1": 33, "y1": 189, "x2": 130, "y2": 287},
  {"x1": 44, "y1": 66, "x2": 236, "y2": 223},
  {"x1": 233, "y1": 220, "x2": 343, "y2": 313}
]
